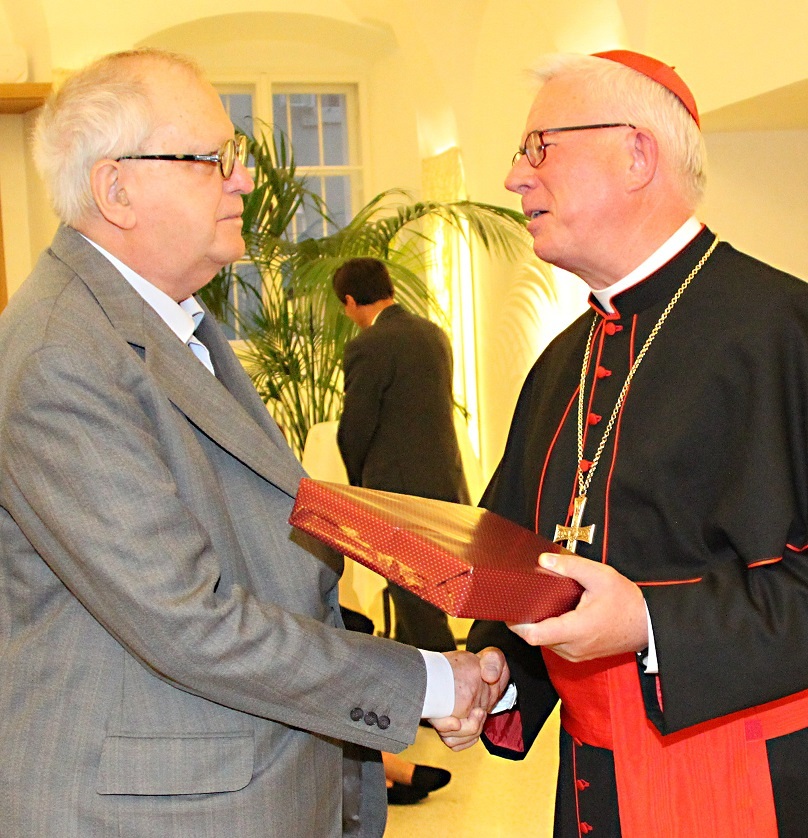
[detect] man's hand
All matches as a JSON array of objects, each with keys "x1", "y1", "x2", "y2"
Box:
[
  {"x1": 429, "y1": 647, "x2": 509, "y2": 751},
  {"x1": 508, "y1": 552, "x2": 648, "y2": 661}
]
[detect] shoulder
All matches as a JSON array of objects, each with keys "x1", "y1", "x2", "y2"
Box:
[
  {"x1": 709, "y1": 241, "x2": 808, "y2": 301},
  {"x1": 1, "y1": 254, "x2": 96, "y2": 357},
  {"x1": 380, "y1": 306, "x2": 447, "y2": 340},
  {"x1": 355, "y1": 305, "x2": 422, "y2": 344},
  {"x1": 688, "y1": 243, "x2": 808, "y2": 339}
]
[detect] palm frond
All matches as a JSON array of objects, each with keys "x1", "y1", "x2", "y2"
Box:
[{"x1": 199, "y1": 125, "x2": 528, "y2": 457}]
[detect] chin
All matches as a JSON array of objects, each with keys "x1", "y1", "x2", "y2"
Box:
[
  {"x1": 531, "y1": 230, "x2": 570, "y2": 268},
  {"x1": 218, "y1": 238, "x2": 247, "y2": 266},
  {"x1": 532, "y1": 240, "x2": 556, "y2": 264}
]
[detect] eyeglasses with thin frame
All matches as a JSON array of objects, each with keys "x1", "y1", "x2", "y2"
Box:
[
  {"x1": 117, "y1": 134, "x2": 249, "y2": 179},
  {"x1": 512, "y1": 123, "x2": 636, "y2": 168}
]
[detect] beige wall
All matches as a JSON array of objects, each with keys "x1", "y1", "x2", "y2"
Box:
[
  {"x1": 0, "y1": 116, "x2": 33, "y2": 295},
  {"x1": 3, "y1": 0, "x2": 808, "y2": 478},
  {"x1": 702, "y1": 129, "x2": 808, "y2": 279}
]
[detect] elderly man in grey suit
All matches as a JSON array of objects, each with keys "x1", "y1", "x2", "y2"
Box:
[
  {"x1": 334, "y1": 258, "x2": 470, "y2": 653},
  {"x1": 0, "y1": 49, "x2": 508, "y2": 838}
]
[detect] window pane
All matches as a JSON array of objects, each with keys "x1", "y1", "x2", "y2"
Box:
[
  {"x1": 221, "y1": 274, "x2": 237, "y2": 340},
  {"x1": 295, "y1": 179, "x2": 325, "y2": 241},
  {"x1": 233, "y1": 262, "x2": 265, "y2": 337},
  {"x1": 221, "y1": 93, "x2": 254, "y2": 135},
  {"x1": 289, "y1": 93, "x2": 320, "y2": 166},
  {"x1": 322, "y1": 94, "x2": 348, "y2": 165},
  {"x1": 324, "y1": 175, "x2": 351, "y2": 234},
  {"x1": 272, "y1": 94, "x2": 288, "y2": 148}
]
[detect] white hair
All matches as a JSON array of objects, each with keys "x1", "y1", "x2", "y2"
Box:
[
  {"x1": 530, "y1": 53, "x2": 706, "y2": 209},
  {"x1": 33, "y1": 49, "x2": 205, "y2": 226}
]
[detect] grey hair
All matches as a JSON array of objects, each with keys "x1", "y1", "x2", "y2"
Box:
[
  {"x1": 530, "y1": 53, "x2": 706, "y2": 209},
  {"x1": 33, "y1": 49, "x2": 205, "y2": 226}
]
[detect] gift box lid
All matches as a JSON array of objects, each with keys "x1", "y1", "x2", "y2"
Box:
[{"x1": 289, "y1": 478, "x2": 583, "y2": 623}]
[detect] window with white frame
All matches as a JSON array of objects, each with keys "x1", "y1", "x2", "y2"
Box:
[
  {"x1": 215, "y1": 83, "x2": 362, "y2": 338},
  {"x1": 272, "y1": 86, "x2": 361, "y2": 240}
]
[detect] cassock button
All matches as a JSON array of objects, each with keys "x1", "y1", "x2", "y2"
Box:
[
  {"x1": 378, "y1": 715, "x2": 390, "y2": 730},
  {"x1": 350, "y1": 707, "x2": 364, "y2": 721},
  {"x1": 364, "y1": 711, "x2": 378, "y2": 726},
  {"x1": 604, "y1": 322, "x2": 623, "y2": 335},
  {"x1": 580, "y1": 823, "x2": 594, "y2": 834},
  {"x1": 576, "y1": 779, "x2": 591, "y2": 791},
  {"x1": 587, "y1": 412, "x2": 602, "y2": 426},
  {"x1": 595, "y1": 365, "x2": 611, "y2": 379}
]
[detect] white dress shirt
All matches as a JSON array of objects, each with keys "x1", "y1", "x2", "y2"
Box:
[{"x1": 81, "y1": 236, "x2": 214, "y2": 374}]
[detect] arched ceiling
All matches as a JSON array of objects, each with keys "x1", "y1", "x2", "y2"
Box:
[
  {"x1": 142, "y1": 10, "x2": 396, "y2": 64},
  {"x1": 13, "y1": 0, "x2": 385, "y2": 71}
]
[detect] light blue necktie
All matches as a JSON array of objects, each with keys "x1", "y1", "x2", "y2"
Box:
[{"x1": 188, "y1": 312, "x2": 216, "y2": 376}]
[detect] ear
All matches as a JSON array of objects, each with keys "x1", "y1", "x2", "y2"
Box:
[
  {"x1": 342, "y1": 295, "x2": 368, "y2": 328},
  {"x1": 89, "y1": 159, "x2": 137, "y2": 229},
  {"x1": 343, "y1": 294, "x2": 358, "y2": 315},
  {"x1": 625, "y1": 128, "x2": 658, "y2": 192}
]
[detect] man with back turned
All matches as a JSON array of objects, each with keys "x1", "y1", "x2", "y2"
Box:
[{"x1": 334, "y1": 256, "x2": 470, "y2": 653}]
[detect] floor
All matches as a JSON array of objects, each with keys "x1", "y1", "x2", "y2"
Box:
[{"x1": 384, "y1": 707, "x2": 559, "y2": 837}]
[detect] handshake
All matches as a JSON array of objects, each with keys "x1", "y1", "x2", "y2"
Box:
[{"x1": 429, "y1": 647, "x2": 509, "y2": 752}]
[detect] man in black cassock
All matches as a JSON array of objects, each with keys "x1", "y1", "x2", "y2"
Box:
[{"x1": 462, "y1": 50, "x2": 808, "y2": 836}]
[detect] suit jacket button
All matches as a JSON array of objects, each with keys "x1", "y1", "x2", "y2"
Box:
[
  {"x1": 350, "y1": 707, "x2": 364, "y2": 721},
  {"x1": 377, "y1": 715, "x2": 390, "y2": 730},
  {"x1": 364, "y1": 711, "x2": 378, "y2": 726}
]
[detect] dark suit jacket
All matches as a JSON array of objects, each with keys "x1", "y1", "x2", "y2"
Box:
[
  {"x1": 337, "y1": 304, "x2": 469, "y2": 504},
  {"x1": 0, "y1": 227, "x2": 427, "y2": 838}
]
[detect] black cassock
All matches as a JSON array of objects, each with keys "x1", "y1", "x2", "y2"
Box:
[{"x1": 468, "y1": 228, "x2": 808, "y2": 836}]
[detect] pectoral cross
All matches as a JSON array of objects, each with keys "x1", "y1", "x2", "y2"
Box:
[{"x1": 553, "y1": 495, "x2": 595, "y2": 553}]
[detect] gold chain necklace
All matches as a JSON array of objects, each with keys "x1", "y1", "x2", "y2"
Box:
[{"x1": 553, "y1": 237, "x2": 720, "y2": 551}]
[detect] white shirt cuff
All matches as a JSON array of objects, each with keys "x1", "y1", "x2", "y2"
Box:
[
  {"x1": 490, "y1": 681, "x2": 518, "y2": 714},
  {"x1": 418, "y1": 649, "x2": 455, "y2": 718},
  {"x1": 643, "y1": 600, "x2": 659, "y2": 674}
]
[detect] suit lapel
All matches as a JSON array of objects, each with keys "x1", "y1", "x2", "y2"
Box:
[
  {"x1": 145, "y1": 326, "x2": 305, "y2": 499},
  {"x1": 194, "y1": 307, "x2": 292, "y2": 452},
  {"x1": 51, "y1": 226, "x2": 304, "y2": 499}
]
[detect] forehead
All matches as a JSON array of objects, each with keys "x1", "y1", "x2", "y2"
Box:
[
  {"x1": 143, "y1": 63, "x2": 231, "y2": 147},
  {"x1": 523, "y1": 76, "x2": 604, "y2": 134}
]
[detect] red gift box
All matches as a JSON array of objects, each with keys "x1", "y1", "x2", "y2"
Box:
[{"x1": 289, "y1": 478, "x2": 583, "y2": 623}]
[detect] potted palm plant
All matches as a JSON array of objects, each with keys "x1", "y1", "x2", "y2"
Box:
[{"x1": 200, "y1": 129, "x2": 528, "y2": 458}]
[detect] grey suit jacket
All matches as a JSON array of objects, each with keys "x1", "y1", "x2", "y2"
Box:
[
  {"x1": 0, "y1": 227, "x2": 426, "y2": 838},
  {"x1": 337, "y1": 304, "x2": 469, "y2": 503}
]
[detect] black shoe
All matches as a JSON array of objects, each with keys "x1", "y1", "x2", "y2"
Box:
[
  {"x1": 387, "y1": 782, "x2": 429, "y2": 805},
  {"x1": 410, "y1": 765, "x2": 451, "y2": 793}
]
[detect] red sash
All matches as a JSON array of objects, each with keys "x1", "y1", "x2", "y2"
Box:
[{"x1": 545, "y1": 650, "x2": 808, "y2": 837}]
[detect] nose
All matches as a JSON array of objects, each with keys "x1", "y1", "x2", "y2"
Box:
[
  {"x1": 226, "y1": 157, "x2": 254, "y2": 195},
  {"x1": 504, "y1": 154, "x2": 532, "y2": 195}
]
